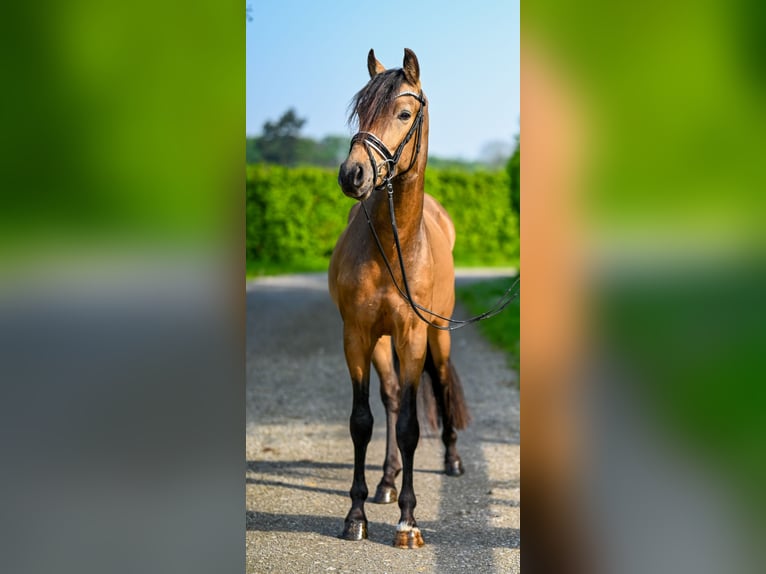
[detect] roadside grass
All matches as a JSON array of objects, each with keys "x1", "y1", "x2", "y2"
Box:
[
  {"x1": 455, "y1": 276, "x2": 520, "y2": 375},
  {"x1": 246, "y1": 258, "x2": 328, "y2": 278},
  {"x1": 246, "y1": 256, "x2": 519, "y2": 280}
]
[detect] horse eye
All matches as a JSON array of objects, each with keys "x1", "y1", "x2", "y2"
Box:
[{"x1": 398, "y1": 110, "x2": 412, "y2": 121}]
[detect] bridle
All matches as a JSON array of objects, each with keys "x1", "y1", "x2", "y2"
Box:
[
  {"x1": 352, "y1": 90, "x2": 520, "y2": 331},
  {"x1": 349, "y1": 90, "x2": 426, "y2": 192}
]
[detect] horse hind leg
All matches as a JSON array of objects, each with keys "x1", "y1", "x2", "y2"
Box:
[
  {"x1": 370, "y1": 336, "x2": 401, "y2": 504},
  {"x1": 424, "y1": 330, "x2": 472, "y2": 477}
]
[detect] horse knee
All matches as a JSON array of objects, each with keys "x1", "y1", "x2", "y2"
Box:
[
  {"x1": 350, "y1": 406, "x2": 373, "y2": 444},
  {"x1": 380, "y1": 382, "x2": 400, "y2": 412},
  {"x1": 397, "y1": 488, "x2": 417, "y2": 513},
  {"x1": 396, "y1": 410, "x2": 419, "y2": 452}
]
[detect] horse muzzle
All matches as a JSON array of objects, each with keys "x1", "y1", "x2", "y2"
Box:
[{"x1": 338, "y1": 160, "x2": 373, "y2": 201}]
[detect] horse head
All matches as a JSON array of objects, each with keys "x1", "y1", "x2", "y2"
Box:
[{"x1": 338, "y1": 48, "x2": 428, "y2": 201}]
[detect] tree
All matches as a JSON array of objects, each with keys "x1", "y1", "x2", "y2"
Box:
[
  {"x1": 245, "y1": 137, "x2": 261, "y2": 164},
  {"x1": 479, "y1": 139, "x2": 512, "y2": 170},
  {"x1": 313, "y1": 135, "x2": 348, "y2": 167},
  {"x1": 258, "y1": 108, "x2": 307, "y2": 166},
  {"x1": 507, "y1": 135, "x2": 520, "y2": 223}
]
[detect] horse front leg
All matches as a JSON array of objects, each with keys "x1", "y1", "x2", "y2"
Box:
[
  {"x1": 371, "y1": 336, "x2": 401, "y2": 504},
  {"x1": 393, "y1": 330, "x2": 428, "y2": 549},
  {"x1": 341, "y1": 330, "x2": 375, "y2": 541}
]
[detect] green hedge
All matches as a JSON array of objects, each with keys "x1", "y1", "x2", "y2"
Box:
[
  {"x1": 246, "y1": 164, "x2": 518, "y2": 273},
  {"x1": 424, "y1": 168, "x2": 518, "y2": 266},
  {"x1": 246, "y1": 164, "x2": 347, "y2": 272}
]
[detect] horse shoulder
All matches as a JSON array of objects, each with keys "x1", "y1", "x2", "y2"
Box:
[
  {"x1": 329, "y1": 214, "x2": 358, "y2": 305},
  {"x1": 423, "y1": 193, "x2": 456, "y2": 252},
  {"x1": 329, "y1": 218, "x2": 378, "y2": 307},
  {"x1": 347, "y1": 203, "x2": 361, "y2": 224}
]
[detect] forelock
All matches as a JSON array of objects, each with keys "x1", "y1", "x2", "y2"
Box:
[{"x1": 348, "y1": 69, "x2": 405, "y2": 129}]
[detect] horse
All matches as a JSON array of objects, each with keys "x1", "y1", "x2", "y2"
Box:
[{"x1": 328, "y1": 48, "x2": 471, "y2": 549}]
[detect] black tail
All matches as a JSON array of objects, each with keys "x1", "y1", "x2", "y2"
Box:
[
  {"x1": 417, "y1": 367, "x2": 439, "y2": 434},
  {"x1": 420, "y1": 343, "x2": 471, "y2": 432}
]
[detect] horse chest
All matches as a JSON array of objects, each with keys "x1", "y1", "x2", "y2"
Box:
[{"x1": 353, "y1": 286, "x2": 425, "y2": 335}]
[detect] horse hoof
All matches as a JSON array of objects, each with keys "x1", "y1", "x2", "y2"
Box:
[
  {"x1": 445, "y1": 459, "x2": 464, "y2": 477},
  {"x1": 372, "y1": 483, "x2": 397, "y2": 504},
  {"x1": 393, "y1": 526, "x2": 425, "y2": 549},
  {"x1": 340, "y1": 519, "x2": 368, "y2": 541}
]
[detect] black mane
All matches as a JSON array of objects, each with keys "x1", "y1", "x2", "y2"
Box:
[{"x1": 348, "y1": 69, "x2": 405, "y2": 130}]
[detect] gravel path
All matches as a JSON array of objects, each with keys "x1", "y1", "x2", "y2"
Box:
[{"x1": 246, "y1": 272, "x2": 519, "y2": 573}]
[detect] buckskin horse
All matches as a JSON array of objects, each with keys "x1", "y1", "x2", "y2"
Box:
[{"x1": 328, "y1": 48, "x2": 470, "y2": 548}]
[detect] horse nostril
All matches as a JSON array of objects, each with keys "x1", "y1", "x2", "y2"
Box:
[{"x1": 353, "y1": 165, "x2": 364, "y2": 187}]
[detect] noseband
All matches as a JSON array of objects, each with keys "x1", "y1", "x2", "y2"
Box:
[{"x1": 350, "y1": 91, "x2": 426, "y2": 191}]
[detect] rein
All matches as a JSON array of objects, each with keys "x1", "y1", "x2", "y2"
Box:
[
  {"x1": 352, "y1": 92, "x2": 519, "y2": 331},
  {"x1": 361, "y1": 189, "x2": 519, "y2": 331}
]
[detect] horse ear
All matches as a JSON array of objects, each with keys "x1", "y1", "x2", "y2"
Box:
[
  {"x1": 402, "y1": 48, "x2": 420, "y2": 86},
  {"x1": 367, "y1": 49, "x2": 386, "y2": 78}
]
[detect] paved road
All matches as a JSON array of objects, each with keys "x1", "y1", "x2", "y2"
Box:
[{"x1": 246, "y1": 272, "x2": 519, "y2": 573}]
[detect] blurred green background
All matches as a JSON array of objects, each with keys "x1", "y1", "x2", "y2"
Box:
[
  {"x1": 0, "y1": 4, "x2": 244, "y2": 574},
  {"x1": 0, "y1": 1, "x2": 242, "y2": 266},
  {"x1": 527, "y1": 1, "x2": 766, "y2": 570}
]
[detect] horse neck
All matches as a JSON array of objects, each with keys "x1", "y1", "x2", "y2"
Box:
[
  {"x1": 369, "y1": 170, "x2": 425, "y2": 248},
  {"x1": 365, "y1": 108, "x2": 429, "y2": 254},
  {"x1": 370, "y1": 116, "x2": 429, "y2": 246}
]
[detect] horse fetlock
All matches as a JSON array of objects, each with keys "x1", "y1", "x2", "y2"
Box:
[
  {"x1": 350, "y1": 483, "x2": 369, "y2": 502},
  {"x1": 441, "y1": 427, "x2": 458, "y2": 445},
  {"x1": 444, "y1": 456, "x2": 465, "y2": 477},
  {"x1": 386, "y1": 465, "x2": 402, "y2": 479},
  {"x1": 397, "y1": 490, "x2": 417, "y2": 518}
]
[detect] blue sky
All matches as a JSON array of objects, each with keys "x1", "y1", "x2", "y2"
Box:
[{"x1": 246, "y1": 0, "x2": 519, "y2": 161}]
